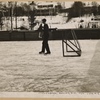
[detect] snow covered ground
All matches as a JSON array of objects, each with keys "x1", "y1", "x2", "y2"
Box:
[
  {"x1": 0, "y1": 40, "x2": 100, "y2": 93},
  {"x1": 2, "y1": 15, "x2": 100, "y2": 31}
]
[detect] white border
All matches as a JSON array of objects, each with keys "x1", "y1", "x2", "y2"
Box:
[{"x1": 0, "y1": 92, "x2": 100, "y2": 98}]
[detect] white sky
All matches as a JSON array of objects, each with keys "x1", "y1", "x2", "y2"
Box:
[
  {"x1": 2, "y1": 1, "x2": 100, "y2": 9},
  {"x1": 64, "y1": 2, "x2": 74, "y2": 8}
]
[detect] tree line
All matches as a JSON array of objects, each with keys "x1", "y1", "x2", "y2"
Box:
[
  {"x1": 0, "y1": 1, "x2": 100, "y2": 22},
  {"x1": 67, "y1": 1, "x2": 100, "y2": 21}
]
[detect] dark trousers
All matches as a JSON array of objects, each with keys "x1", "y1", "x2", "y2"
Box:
[{"x1": 41, "y1": 37, "x2": 50, "y2": 53}]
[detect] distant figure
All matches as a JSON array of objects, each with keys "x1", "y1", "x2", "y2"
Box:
[
  {"x1": 15, "y1": 18, "x2": 29, "y2": 30},
  {"x1": 38, "y1": 18, "x2": 51, "y2": 55},
  {"x1": 20, "y1": 19, "x2": 28, "y2": 30}
]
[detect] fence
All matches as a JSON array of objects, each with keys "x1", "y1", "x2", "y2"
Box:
[{"x1": 0, "y1": 28, "x2": 100, "y2": 41}]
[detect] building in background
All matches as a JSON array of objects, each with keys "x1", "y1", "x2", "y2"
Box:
[{"x1": 35, "y1": 1, "x2": 62, "y2": 16}]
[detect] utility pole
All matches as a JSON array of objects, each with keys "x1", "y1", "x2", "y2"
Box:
[{"x1": 15, "y1": 2, "x2": 17, "y2": 29}]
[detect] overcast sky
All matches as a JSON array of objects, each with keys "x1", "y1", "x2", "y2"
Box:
[{"x1": 2, "y1": 1, "x2": 100, "y2": 9}]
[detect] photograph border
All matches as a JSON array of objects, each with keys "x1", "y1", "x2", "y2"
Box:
[{"x1": 0, "y1": 0, "x2": 100, "y2": 99}]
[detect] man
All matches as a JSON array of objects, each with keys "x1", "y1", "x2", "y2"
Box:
[
  {"x1": 14, "y1": 18, "x2": 29, "y2": 30},
  {"x1": 38, "y1": 18, "x2": 51, "y2": 55}
]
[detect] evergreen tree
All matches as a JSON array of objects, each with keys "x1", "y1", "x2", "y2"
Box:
[{"x1": 67, "y1": 1, "x2": 84, "y2": 22}]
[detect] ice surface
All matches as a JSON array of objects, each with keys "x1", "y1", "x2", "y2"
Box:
[{"x1": 0, "y1": 40, "x2": 99, "y2": 92}]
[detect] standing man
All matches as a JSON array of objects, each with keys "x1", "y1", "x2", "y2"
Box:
[{"x1": 38, "y1": 18, "x2": 51, "y2": 55}]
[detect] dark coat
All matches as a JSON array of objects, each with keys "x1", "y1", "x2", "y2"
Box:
[{"x1": 38, "y1": 23, "x2": 49, "y2": 39}]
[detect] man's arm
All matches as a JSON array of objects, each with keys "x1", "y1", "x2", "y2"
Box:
[
  {"x1": 34, "y1": 24, "x2": 42, "y2": 32},
  {"x1": 38, "y1": 24, "x2": 42, "y2": 31},
  {"x1": 44, "y1": 24, "x2": 49, "y2": 32}
]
